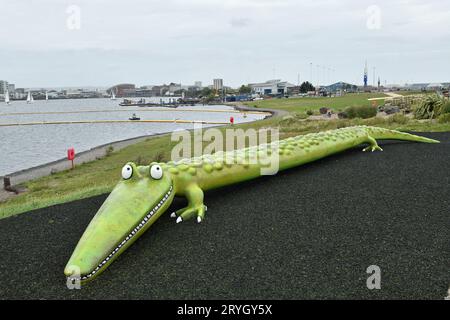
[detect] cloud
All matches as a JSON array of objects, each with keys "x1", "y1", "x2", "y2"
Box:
[{"x1": 0, "y1": 0, "x2": 449, "y2": 87}]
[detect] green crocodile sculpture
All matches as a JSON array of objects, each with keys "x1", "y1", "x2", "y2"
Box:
[{"x1": 64, "y1": 126, "x2": 439, "y2": 283}]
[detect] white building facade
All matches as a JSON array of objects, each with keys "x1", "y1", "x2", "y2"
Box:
[
  {"x1": 249, "y1": 79, "x2": 295, "y2": 95},
  {"x1": 213, "y1": 79, "x2": 223, "y2": 91},
  {"x1": 0, "y1": 80, "x2": 9, "y2": 95}
]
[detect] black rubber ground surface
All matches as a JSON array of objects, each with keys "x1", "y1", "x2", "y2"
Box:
[{"x1": 0, "y1": 132, "x2": 448, "y2": 300}]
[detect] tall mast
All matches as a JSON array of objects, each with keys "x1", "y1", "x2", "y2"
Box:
[{"x1": 364, "y1": 61, "x2": 368, "y2": 88}]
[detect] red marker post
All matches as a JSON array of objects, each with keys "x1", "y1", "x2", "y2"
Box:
[
  {"x1": 67, "y1": 148, "x2": 75, "y2": 169},
  {"x1": 230, "y1": 116, "x2": 234, "y2": 125}
]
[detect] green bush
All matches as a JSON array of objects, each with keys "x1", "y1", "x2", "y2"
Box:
[
  {"x1": 364, "y1": 116, "x2": 387, "y2": 126},
  {"x1": 105, "y1": 146, "x2": 114, "y2": 156},
  {"x1": 306, "y1": 110, "x2": 313, "y2": 116},
  {"x1": 337, "y1": 111, "x2": 348, "y2": 119},
  {"x1": 414, "y1": 95, "x2": 444, "y2": 119},
  {"x1": 344, "y1": 105, "x2": 377, "y2": 119},
  {"x1": 438, "y1": 113, "x2": 450, "y2": 123},
  {"x1": 390, "y1": 113, "x2": 409, "y2": 124},
  {"x1": 441, "y1": 101, "x2": 450, "y2": 114},
  {"x1": 280, "y1": 115, "x2": 296, "y2": 125}
]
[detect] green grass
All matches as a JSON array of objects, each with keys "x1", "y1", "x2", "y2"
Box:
[
  {"x1": 243, "y1": 93, "x2": 388, "y2": 113},
  {"x1": 1, "y1": 101, "x2": 449, "y2": 219}
]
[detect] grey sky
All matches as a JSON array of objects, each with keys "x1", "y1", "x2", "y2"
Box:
[{"x1": 0, "y1": 0, "x2": 449, "y2": 88}]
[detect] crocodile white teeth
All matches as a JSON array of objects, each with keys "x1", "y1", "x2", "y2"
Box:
[
  {"x1": 170, "y1": 212, "x2": 177, "y2": 218},
  {"x1": 176, "y1": 217, "x2": 183, "y2": 224}
]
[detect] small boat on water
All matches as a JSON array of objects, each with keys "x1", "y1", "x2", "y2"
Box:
[
  {"x1": 45, "y1": 91, "x2": 48, "y2": 101},
  {"x1": 5, "y1": 90, "x2": 10, "y2": 105},
  {"x1": 26, "y1": 91, "x2": 34, "y2": 104},
  {"x1": 129, "y1": 113, "x2": 140, "y2": 121},
  {"x1": 111, "y1": 90, "x2": 116, "y2": 100}
]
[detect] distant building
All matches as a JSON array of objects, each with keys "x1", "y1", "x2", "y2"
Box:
[
  {"x1": 135, "y1": 87, "x2": 154, "y2": 97},
  {"x1": 406, "y1": 83, "x2": 428, "y2": 91},
  {"x1": 249, "y1": 79, "x2": 295, "y2": 95},
  {"x1": 426, "y1": 83, "x2": 444, "y2": 91},
  {"x1": 149, "y1": 85, "x2": 161, "y2": 96},
  {"x1": 108, "y1": 84, "x2": 136, "y2": 97},
  {"x1": 325, "y1": 82, "x2": 358, "y2": 93},
  {"x1": 186, "y1": 85, "x2": 201, "y2": 96},
  {"x1": 13, "y1": 87, "x2": 25, "y2": 99},
  {"x1": 8, "y1": 83, "x2": 15, "y2": 93},
  {"x1": 213, "y1": 79, "x2": 223, "y2": 91},
  {"x1": 169, "y1": 83, "x2": 182, "y2": 94},
  {"x1": 194, "y1": 81, "x2": 202, "y2": 88},
  {"x1": 0, "y1": 80, "x2": 8, "y2": 94}
]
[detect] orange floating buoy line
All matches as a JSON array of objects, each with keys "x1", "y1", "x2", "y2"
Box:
[
  {"x1": 0, "y1": 119, "x2": 233, "y2": 127},
  {"x1": 0, "y1": 109, "x2": 271, "y2": 117}
]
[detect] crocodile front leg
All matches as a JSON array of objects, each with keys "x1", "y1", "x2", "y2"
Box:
[
  {"x1": 170, "y1": 184, "x2": 207, "y2": 224},
  {"x1": 363, "y1": 135, "x2": 383, "y2": 152}
]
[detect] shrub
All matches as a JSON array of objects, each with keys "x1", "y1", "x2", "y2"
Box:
[
  {"x1": 338, "y1": 112, "x2": 348, "y2": 119},
  {"x1": 154, "y1": 151, "x2": 166, "y2": 163},
  {"x1": 344, "y1": 105, "x2": 377, "y2": 119},
  {"x1": 134, "y1": 155, "x2": 146, "y2": 165},
  {"x1": 441, "y1": 101, "x2": 450, "y2": 114},
  {"x1": 319, "y1": 107, "x2": 328, "y2": 114},
  {"x1": 336, "y1": 120, "x2": 351, "y2": 129},
  {"x1": 296, "y1": 112, "x2": 308, "y2": 120},
  {"x1": 390, "y1": 113, "x2": 409, "y2": 124},
  {"x1": 414, "y1": 95, "x2": 444, "y2": 119},
  {"x1": 105, "y1": 145, "x2": 114, "y2": 156},
  {"x1": 280, "y1": 115, "x2": 295, "y2": 125},
  {"x1": 306, "y1": 110, "x2": 313, "y2": 116},
  {"x1": 364, "y1": 117, "x2": 386, "y2": 126},
  {"x1": 438, "y1": 113, "x2": 450, "y2": 123}
]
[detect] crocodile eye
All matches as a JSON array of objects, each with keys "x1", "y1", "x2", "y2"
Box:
[
  {"x1": 150, "y1": 165, "x2": 163, "y2": 180},
  {"x1": 121, "y1": 164, "x2": 133, "y2": 180}
]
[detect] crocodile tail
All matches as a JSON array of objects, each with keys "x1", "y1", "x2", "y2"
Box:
[{"x1": 365, "y1": 126, "x2": 440, "y2": 144}]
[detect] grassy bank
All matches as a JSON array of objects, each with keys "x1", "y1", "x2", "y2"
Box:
[
  {"x1": 243, "y1": 93, "x2": 388, "y2": 113},
  {"x1": 1, "y1": 109, "x2": 449, "y2": 219}
]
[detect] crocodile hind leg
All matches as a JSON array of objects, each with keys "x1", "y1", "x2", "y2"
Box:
[
  {"x1": 363, "y1": 135, "x2": 383, "y2": 152},
  {"x1": 170, "y1": 184, "x2": 207, "y2": 224}
]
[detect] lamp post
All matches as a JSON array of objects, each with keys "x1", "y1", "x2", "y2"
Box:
[
  {"x1": 373, "y1": 67, "x2": 376, "y2": 87},
  {"x1": 316, "y1": 64, "x2": 320, "y2": 87}
]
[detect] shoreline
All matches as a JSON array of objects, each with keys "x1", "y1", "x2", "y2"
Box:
[
  {"x1": 230, "y1": 102, "x2": 289, "y2": 117},
  {"x1": 1, "y1": 104, "x2": 277, "y2": 190}
]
